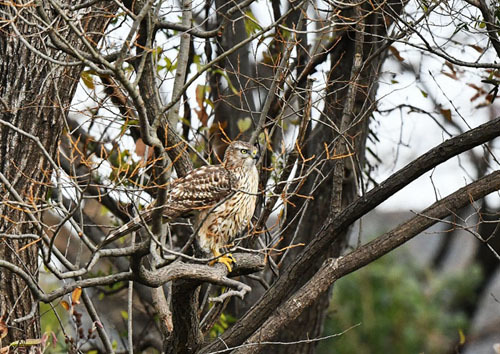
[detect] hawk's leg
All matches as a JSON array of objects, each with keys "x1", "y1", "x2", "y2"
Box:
[{"x1": 209, "y1": 247, "x2": 236, "y2": 272}]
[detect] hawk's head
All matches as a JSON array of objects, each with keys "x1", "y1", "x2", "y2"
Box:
[{"x1": 224, "y1": 141, "x2": 260, "y2": 169}]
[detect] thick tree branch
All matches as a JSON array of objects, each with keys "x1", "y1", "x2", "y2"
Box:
[
  {"x1": 233, "y1": 170, "x2": 500, "y2": 353},
  {"x1": 134, "y1": 253, "x2": 265, "y2": 287},
  {"x1": 330, "y1": 6, "x2": 365, "y2": 216},
  {"x1": 0, "y1": 253, "x2": 264, "y2": 305},
  {"x1": 202, "y1": 116, "x2": 500, "y2": 352},
  {"x1": 158, "y1": 254, "x2": 264, "y2": 353}
]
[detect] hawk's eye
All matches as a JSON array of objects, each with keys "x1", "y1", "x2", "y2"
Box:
[{"x1": 240, "y1": 149, "x2": 248, "y2": 154}]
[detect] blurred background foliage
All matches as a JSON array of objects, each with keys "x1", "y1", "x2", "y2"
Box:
[{"x1": 318, "y1": 251, "x2": 482, "y2": 354}]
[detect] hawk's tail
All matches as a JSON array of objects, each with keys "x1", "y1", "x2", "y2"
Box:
[
  {"x1": 100, "y1": 211, "x2": 154, "y2": 247},
  {"x1": 100, "y1": 206, "x2": 184, "y2": 247}
]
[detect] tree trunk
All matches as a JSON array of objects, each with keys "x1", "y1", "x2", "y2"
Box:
[
  {"x1": 268, "y1": 3, "x2": 404, "y2": 352},
  {"x1": 209, "y1": 0, "x2": 257, "y2": 156},
  {"x1": 0, "y1": 2, "x2": 116, "y2": 346},
  {"x1": 165, "y1": 280, "x2": 203, "y2": 354}
]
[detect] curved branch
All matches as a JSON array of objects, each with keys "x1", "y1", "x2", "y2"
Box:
[
  {"x1": 202, "y1": 116, "x2": 500, "y2": 352},
  {"x1": 155, "y1": 0, "x2": 257, "y2": 38},
  {"x1": 134, "y1": 253, "x2": 265, "y2": 288},
  {"x1": 233, "y1": 170, "x2": 500, "y2": 353},
  {"x1": 0, "y1": 253, "x2": 264, "y2": 304}
]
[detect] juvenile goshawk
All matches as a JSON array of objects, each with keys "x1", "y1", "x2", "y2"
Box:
[{"x1": 103, "y1": 141, "x2": 260, "y2": 271}]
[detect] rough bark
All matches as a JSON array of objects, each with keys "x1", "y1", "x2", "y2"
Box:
[
  {"x1": 201, "y1": 115, "x2": 500, "y2": 354},
  {"x1": 231, "y1": 170, "x2": 500, "y2": 354},
  {"x1": 0, "y1": 1, "x2": 116, "y2": 346},
  {"x1": 267, "y1": 4, "x2": 390, "y2": 352},
  {"x1": 165, "y1": 280, "x2": 203, "y2": 354},
  {"x1": 209, "y1": 0, "x2": 257, "y2": 156}
]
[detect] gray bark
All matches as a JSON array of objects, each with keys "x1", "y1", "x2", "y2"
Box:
[{"x1": 0, "y1": 1, "x2": 116, "y2": 346}]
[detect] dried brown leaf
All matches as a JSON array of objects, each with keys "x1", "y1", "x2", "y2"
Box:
[
  {"x1": 442, "y1": 71, "x2": 458, "y2": 80},
  {"x1": 445, "y1": 61, "x2": 455, "y2": 72},
  {"x1": 388, "y1": 46, "x2": 405, "y2": 61},
  {"x1": 60, "y1": 300, "x2": 70, "y2": 311},
  {"x1": 0, "y1": 317, "x2": 7, "y2": 340},
  {"x1": 440, "y1": 108, "x2": 452, "y2": 122},
  {"x1": 71, "y1": 287, "x2": 82, "y2": 305},
  {"x1": 468, "y1": 44, "x2": 484, "y2": 53}
]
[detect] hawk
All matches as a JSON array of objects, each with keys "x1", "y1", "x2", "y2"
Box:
[{"x1": 103, "y1": 140, "x2": 260, "y2": 272}]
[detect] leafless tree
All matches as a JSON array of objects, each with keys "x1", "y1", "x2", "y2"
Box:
[{"x1": 0, "y1": 0, "x2": 499, "y2": 353}]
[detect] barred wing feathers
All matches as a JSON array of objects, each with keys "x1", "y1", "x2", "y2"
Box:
[
  {"x1": 101, "y1": 165, "x2": 232, "y2": 245},
  {"x1": 166, "y1": 165, "x2": 233, "y2": 214}
]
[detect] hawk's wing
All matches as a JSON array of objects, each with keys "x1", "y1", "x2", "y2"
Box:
[
  {"x1": 166, "y1": 164, "x2": 233, "y2": 215},
  {"x1": 101, "y1": 165, "x2": 232, "y2": 246}
]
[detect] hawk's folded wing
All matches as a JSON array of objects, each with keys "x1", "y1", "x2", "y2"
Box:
[{"x1": 100, "y1": 165, "x2": 233, "y2": 246}]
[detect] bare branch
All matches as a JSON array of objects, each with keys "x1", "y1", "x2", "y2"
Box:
[
  {"x1": 234, "y1": 170, "x2": 500, "y2": 352},
  {"x1": 202, "y1": 116, "x2": 500, "y2": 352},
  {"x1": 155, "y1": 0, "x2": 257, "y2": 38}
]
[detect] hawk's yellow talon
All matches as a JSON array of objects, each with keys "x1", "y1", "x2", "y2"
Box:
[
  {"x1": 217, "y1": 254, "x2": 235, "y2": 272},
  {"x1": 210, "y1": 249, "x2": 235, "y2": 272}
]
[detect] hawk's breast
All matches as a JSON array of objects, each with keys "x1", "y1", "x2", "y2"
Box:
[{"x1": 197, "y1": 164, "x2": 259, "y2": 252}]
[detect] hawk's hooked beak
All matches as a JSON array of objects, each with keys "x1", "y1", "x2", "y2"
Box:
[{"x1": 252, "y1": 145, "x2": 261, "y2": 161}]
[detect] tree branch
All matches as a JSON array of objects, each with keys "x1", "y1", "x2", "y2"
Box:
[
  {"x1": 201, "y1": 116, "x2": 500, "y2": 352},
  {"x1": 233, "y1": 170, "x2": 500, "y2": 353},
  {"x1": 465, "y1": 0, "x2": 500, "y2": 58},
  {"x1": 0, "y1": 253, "x2": 264, "y2": 306},
  {"x1": 330, "y1": 6, "x2": 365, "y2": 216},
  {"x1": 134, "y1": 253, "x2": 265, "y2": 287},
  {"x1": 155, "y1": 0, "x2": 257, "y2": 38},
  {"x1": 160, "y1": 0, "x2": 307, "y2": 117}
]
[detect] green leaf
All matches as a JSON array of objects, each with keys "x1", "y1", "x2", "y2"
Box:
[
  {"x1": 121, "y1": 119, "x2": 139, "y2": 136},
  {"x1": 458, "y1": 328, "x2": 466, "y2": 345},
  {"x1": 244, "y1": 9, "x2": 262, "y2": 36},
  {"x1": 120, "y1": 310, "x2": 129, "y2": 320},
  {"x1": 180, "y1": 117, "x2": 191, "y2": 127},
  {"x1": 237, "y1": 117, "x2": 252, "y2": 133},
  {"x1": 152, "y1": 46, "x2": 163, "y2": 61},
  {"x1": 205, "y1": 97, "x2": 215, "y2": 109},
  {"x1": 420, "y1": 89, "x2": 428, "y2": 98},
  {"x1": 46, "y1": 188, "x2": 53, "y2": 201},
  {"x1": 164, "y1": 57, "x2": 177, "y2": 73},
  {"x1": 9, "y1": 339, "x2": 42, "y2": 347},
  {"x1": 81, "y1": 71, "x2": 95, "y2": 90},
  {"x1": 212, "y1": 69, "x2": 239, "y2": 95}
]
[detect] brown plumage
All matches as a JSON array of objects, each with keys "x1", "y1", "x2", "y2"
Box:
[{"x1": 102, "y1": 141, "x2": 260, "y2": 271}]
